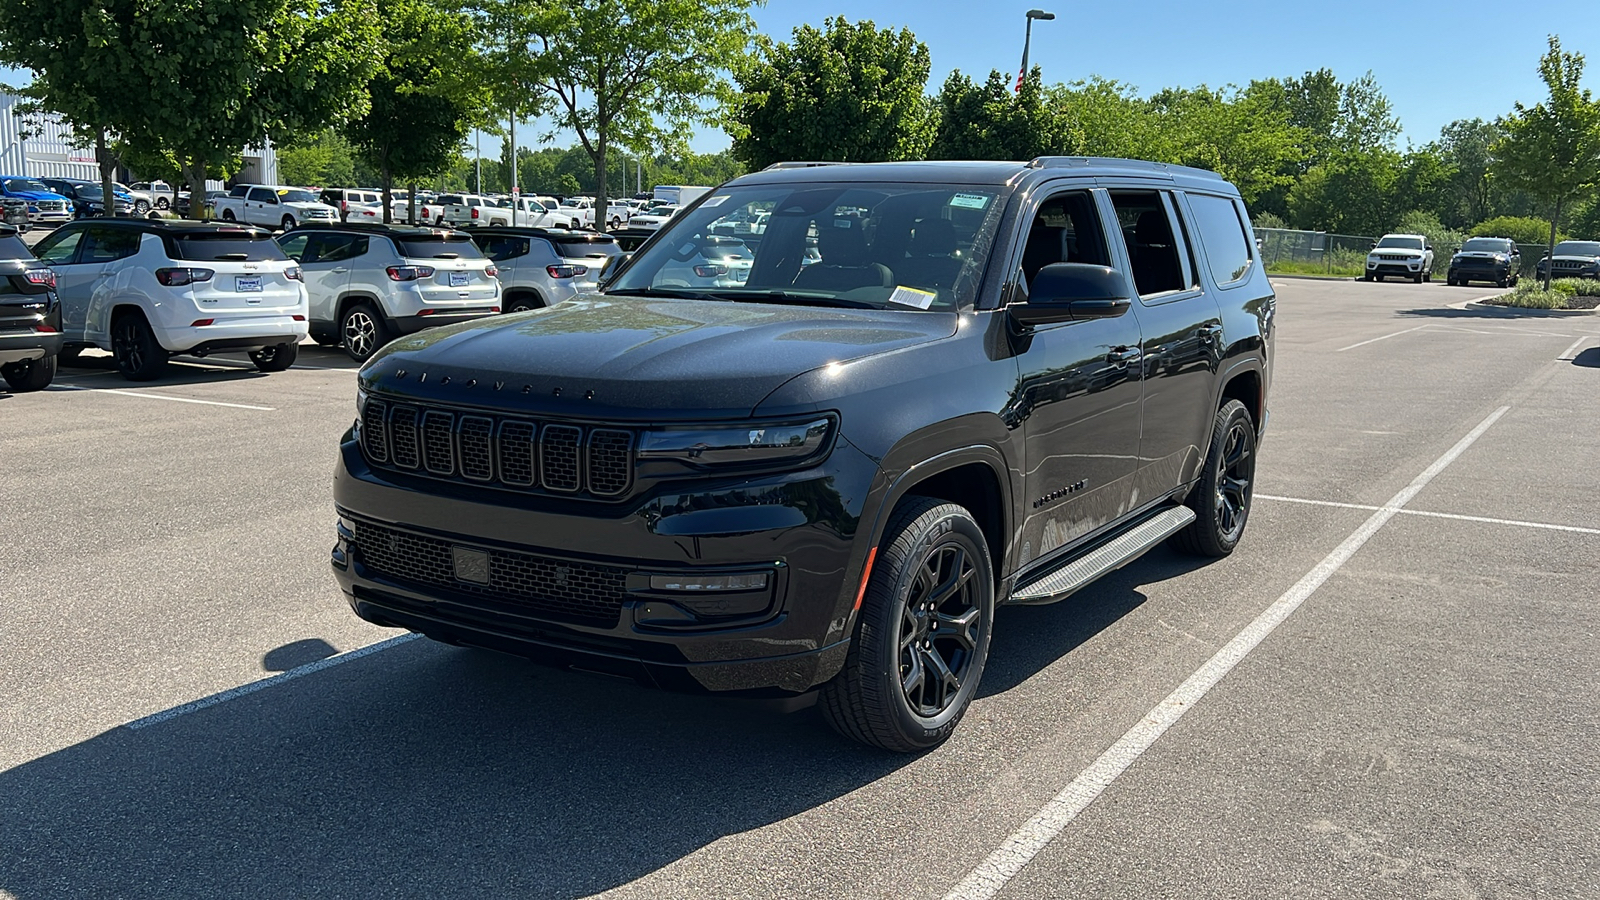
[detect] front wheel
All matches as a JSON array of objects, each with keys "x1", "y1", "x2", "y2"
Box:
[
  {"x1": 1172, "y1": 399, "x2": 1256, "y2": 557},
  {"x1": 249, "y1": 342, "x2": 299, "y2": 372},
  {"x1": 820, "y1": 496, "x2": 995, "y2": 753},
  {"x1": 1, "y1": 354, "x2": 56, "y2": 392},
  {"x1": 111, "y1": 311, "x2": 168, "y2": 381},
  {"x1": 134, "y1": 200, "x2": 150, "y2": 215}
]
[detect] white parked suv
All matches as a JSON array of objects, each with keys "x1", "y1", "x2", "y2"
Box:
[
  {"x1": 33, "y1": 220, "x2": 309, "y2": 380},
  {"x1": 276, "y1": 224, "x2": 502, "y2": 361},
  {"x1": 213, "y1": 185, "x2": 341, "y2": 231},
  {"x1": 1365, "y1": 233, "x2": 1435, "y2": 283},
  {"x1": 464, "y1": 226, "x2": 621, "y2": 310}
]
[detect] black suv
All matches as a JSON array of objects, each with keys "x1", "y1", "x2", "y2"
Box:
[
  {"x1": 0, "y1": 224, "x2": 62, "y2": 392},
  {"x1": 1447, "y1": 237, "x2": 1520, "y2": 287},
  {"x1": 332, "y1": 158, "x2": 1275, "y2": 751}
]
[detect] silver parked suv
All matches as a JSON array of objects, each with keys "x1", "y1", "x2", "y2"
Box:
[
  {"x1": 277, "y1": 224, "x2": 502, "y2": 362},
  {"x1": 464, "y1": 226, "x2": 621, "y2": 311}
]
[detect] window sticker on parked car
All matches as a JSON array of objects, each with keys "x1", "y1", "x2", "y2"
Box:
[
  {"x1": 887, "y1": 286, "x2": 937, "y2": 310},
  {"x1": 700, "y1": 195, "x2": 729, "y2": 208},
  {"x1": 949, "y1": 193, "x2": 990, "y2": 210}
]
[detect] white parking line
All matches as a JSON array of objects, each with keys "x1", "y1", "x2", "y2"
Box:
[
  {"x1": 124, "y1": 634, "x2": 422, "y2": 730},
  {"x1": 49, "y1": 384, "x2": 275, "y2": 411},
  {"x1": 1558, "y1": 336, "x2": 1589, "y2": 360},
  {"x1": 942, "y1": 406, "x2": 1509, "y2": 900},
  {"x1": 1256, "y1": 494, "x2": 1600, "y2": 536},
  {"x1": 1335, "y1": 325, "x2": 1428, "y2": 352}
]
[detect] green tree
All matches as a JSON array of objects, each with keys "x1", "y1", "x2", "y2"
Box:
[
  {"x1": 1434, "y1": 118, "x2": 1501, "y2": 226},
  {"x1": 928, "y1": 69, "x2": 1067, "y2": 162},
  {"x1": 1470, "y1": 215, "x2": 1565, "y2": 245},
  {"x1": 731, "y1": 17, "x2": 934, "y2": 170},
  {"x1": 493, "y1": 0, "x2": 755, "y2": 231},
  {"x1": 1493, "y1": 36, "x2": 1600, "y2": 287},
  {"x1": 276, "y1": 130, "x2": 369, "y2": 187},
  {"x1": 1148, "y1": 85, "x2": 1306, "y2": 205},
  {"x1": 344, "y1": 0, "x2": 485, "y2": 223}
]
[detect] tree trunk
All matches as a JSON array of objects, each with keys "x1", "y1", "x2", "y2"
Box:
[
  {"x1": 409, "y1": 181, "x2": 419, "y2": 226},
  {"x1": 1544, "y1": 197, "x2": 1562, "y2": 291},
  {"x1": 594, "y1": 131, "x2": 608, "y2": 234},
  {"x1": 96, "y1": 129, "x2": 117, "y2": 218},
  {"x1": 182, "y1": 157, "x2": 209, "y2": 221},
  {"x1": 381, "y1": 159, "x2": 393, "y2": 225}
]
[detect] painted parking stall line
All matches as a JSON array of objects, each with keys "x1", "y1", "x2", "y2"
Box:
[
  {"x1": 124, "y1": 634, "x2": 422, "y2": 730},
  {"x1": 941, "y1": 406, "x2": 1510, "y2": 900},
  {"x1": 1558, "y1": 336, "x2": 1589, "y2": 360},
  {"x1": 1335, "y1": 324, "x2": 1427, "y2": 352},
  {"x1": 1256, "y1": 494, "x2": 1600, "y2": 536},
  {"x1": 48, "y1": 384, "x2": 275, "y2": 411}
]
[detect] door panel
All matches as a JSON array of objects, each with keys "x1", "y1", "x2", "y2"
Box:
[
  {"x1": 1015, "y1": 189, "x2": 1144, "y2": 568},
  {"x1": 1108, "y1": 189, "x2": 1225, "y2": 501}
]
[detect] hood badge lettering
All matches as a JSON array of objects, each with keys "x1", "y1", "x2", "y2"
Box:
[
  {"x1": 552, "y1": 387, "x2": 562, "y2": 397},
  {"x1": 584, "y1": 389, "x2": 595, "y2": 400},
  {"x1": 394, "y1": 369, "x2": 406, "y2": 379},
  {"x1": 440, "y1": 376, "x2": 451, "y2": 385},
  {"x1": 418, "y1": 372, "x2": 427, "y2": 383},
  {"x1": 494, "y1": 381, "x2": 505, "y2": 391}
]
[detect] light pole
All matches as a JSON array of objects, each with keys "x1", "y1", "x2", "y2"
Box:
[{"x1": 1017, "y1": 8, "x2": 1055, "y2": 93}]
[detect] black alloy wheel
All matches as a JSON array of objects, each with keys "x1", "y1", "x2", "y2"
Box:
[
  {"x1": 821, "y1": 496, "x2": 994, "y2": 752},
  {"x1": 249, "y1": 341, "x2": 299, "y2": 372},
  {"x1": 1172, "y1": 399, "x2": 1256, "y2": 557},
  {"x1": 111, "y1": 312, "x2": 167, "y2": 381},
  {"x1": 1, "y1": 354, "x2": 56, "y2": 392}
]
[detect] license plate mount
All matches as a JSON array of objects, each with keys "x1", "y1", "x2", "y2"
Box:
[
  {"x1": 449, "y1": 271, "x2": 470, "y2": 288},
  {"x1": 235, "y1": 275, "x2": 263, "y2": 293}
]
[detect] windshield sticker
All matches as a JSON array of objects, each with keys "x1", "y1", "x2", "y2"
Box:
[
  {"x1": 888, "y1": 286, "x2": 937, "y2": 310},
  {"x1": 833, "y1": 218, "x2": 853, "y2": 229},
  {"x1": 700, "y1": 195, "x2": 730, "y2": 208},
  {"x1": 949, "y1": 193, "x2": 990, "y2": 210}
]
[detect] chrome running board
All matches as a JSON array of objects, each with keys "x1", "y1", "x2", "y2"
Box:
[{"x1": 1008, "y1": 505, "x2": 1197, "y2": 605}]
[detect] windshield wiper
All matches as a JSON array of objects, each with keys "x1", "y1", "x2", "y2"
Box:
[
  {"x1": 703, "y1": 291, "x2": 878, "y2": 309},
  {"x1": 604, "y1": 287, "x2": 722, "y2": 301}
]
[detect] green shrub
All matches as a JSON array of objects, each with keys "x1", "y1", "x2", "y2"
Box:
[
  {"x1": 1494, "y1": 285, "x2": 1570, "y2": 308},
  {"x1": 1395, "y1": 211, "x2": 1464, "y2": 256},
  {"x1": 1252, "y1": 211, "x2": 1288, "y2": 231},
  {"x1": 1470, "y1": 216, "x2": 1566, "y2": 245}
]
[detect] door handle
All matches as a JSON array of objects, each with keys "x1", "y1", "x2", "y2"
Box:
[
  {"x1": 332, "y1": 267, "x2": 348, "y2": 273},
  {"x1": 1107, "y1": 346, "x2": 1142, "y2": 368}
]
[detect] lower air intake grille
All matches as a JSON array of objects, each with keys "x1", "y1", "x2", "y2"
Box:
[{"x1": 352, "y1": 520, "x2": 626, "y2": 627}]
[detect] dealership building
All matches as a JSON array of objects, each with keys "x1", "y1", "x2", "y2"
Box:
[{"x1": 0, "y1": 92, "x2": 277, "y2": 185}]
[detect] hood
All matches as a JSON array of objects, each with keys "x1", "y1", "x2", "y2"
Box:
[
  {"x1": 1549, "y1": 254, "x2": 1600, "y2": 262},
  {"x1": 360, "y1": 297, "x2": 957, "y2": 418},
  {"x1": 5, "y1": 190, "x2": 68, "y2": 202}
]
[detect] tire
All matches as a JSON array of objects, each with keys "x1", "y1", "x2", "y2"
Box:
[
  {"x1": 819, "y1": 496, "x2": 995, "y2": 753},
  {"x1": 506, "y1": 293, "x2": 545, "y2": 313},
  {"x1": 1413, "y1": 271, "x2": 1424, "y2": 284},
  {"x1": 221, "y1": 210, "x2": 236, "y2": 222},
  {"x1": 1172, "y1": 399, "x2": 1257, "y2": 558},
  {"x1": 1422, "y1": 270, "x2": 1432, "y2": 283},
  {"x1": 1447, "y1": 275, "x2": 1458, "y2": 286},
  {"x1": 110, "y1": 311, "x2": 168, "y2": 381},
  {"x1": 156, "y1": 197, "x2": 169, "y2": 210},
  {"x1": 341, "y1": 302, "x2": 390, "y2": 362},
  {"x1": 1, "y1": 354, "x2": 56, "y2": 392},
  {"x1": 281, "y1": 214, "x2": 296, "y2": 231},
  {"x1": 134, "y1": 200, "x2": 150, "y2": 215},
  {"x1": 249, "y1": 341, "x2": 299, "y2": 372}
]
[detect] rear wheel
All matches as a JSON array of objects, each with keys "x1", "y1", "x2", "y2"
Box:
[
  {"x1": 341, "y1": 303, "x2": 390, "y2": 362},
  {"x1": 221, "y1": 210, "x2": 236, "y2": 222},
  {"x1": 111, "y1": 311, "x2": 168, "y2": 381},
  {"x1": 820, "y1": 496, "x2": 995, "y2": 753},
  {"x1": 506, "y1": 293, "x2": 545, "y2": 313},
  {"x1": 156, "y1": 197, "x2": 170, "y2": 210},
  {"x1": 1172, "y1": 400, "x2": 1256, "y2": 558},
  {"x1": 249, "y1": 342, "x2": 299, "y2": 372},
  {"x1": 1, "y1": 354, "x2": 56, "y2": 392}
]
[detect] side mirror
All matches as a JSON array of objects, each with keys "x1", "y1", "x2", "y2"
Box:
[
  {"x1": 1369, "y1": 240, "x2": 1378, "y2": 249},
  {"x1": 1009, "y1": 263, "x2": 1133, "y2": 327}
]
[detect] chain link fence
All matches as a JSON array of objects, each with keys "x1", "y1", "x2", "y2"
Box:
[{"x1": 1258, "y1": 227, "x2": 1556, "y2": 279}]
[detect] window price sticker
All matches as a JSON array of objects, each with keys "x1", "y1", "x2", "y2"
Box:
[{"x1": 888, "y1": 286, "x2": 937, "y2": 310}]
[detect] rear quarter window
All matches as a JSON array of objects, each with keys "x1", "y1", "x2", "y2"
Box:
[
  {"x1": 1187, "y1": 194, "x2": 1253, "y2": 285},
  {"x1": 550, "y1": 238, "x2": 621, "y2": 260},
  {"x1": 0, "y1": 234, "x2": 33, "y2": 260},
  {"x1": 174, "y1": 234, "x2": 290, "y2": 262}
]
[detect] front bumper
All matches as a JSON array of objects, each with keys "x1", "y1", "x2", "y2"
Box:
[
  {"x1": 330, "y1": 433, "x2": 874, "y2": 695},
  {"x1": 1449, "y1": 262, "x2": 1513, "y2": 282}
]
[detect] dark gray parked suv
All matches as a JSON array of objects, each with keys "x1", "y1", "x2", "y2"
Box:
[{"x1": 332, "y1": 158, "x2": 1275, "y2": 751}]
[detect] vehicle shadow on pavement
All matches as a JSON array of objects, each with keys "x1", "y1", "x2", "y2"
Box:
[
  {"x1": 1397, "y1": 305, "x2": 1592, "y2": 321},
  {"x1": 0, "y1": 639, "x2": 908, "y2": 899},
  {"x1": 55, "y1": 353, "x2": 275, "y2": 387},
  {"x1": 980, "y1": 545, "x2": 1204, "y2": 698},
  {"x1": 1574, "y1": 347, "x2": 1600, "y2": 368}
]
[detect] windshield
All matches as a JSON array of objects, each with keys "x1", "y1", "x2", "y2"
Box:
[
  {"x1": 4, "y1": 178, "x2": 53, "y2": 194},
  {"x1": 646, "y1": 207, "x2": 679, "y2": 218},
  {"x1": 278, "y1": 189, "x2": 317, "y2": 203},
  {"x1": 606, "y1": 183, "x2": 1004, "y2": 311},
  {"x1": 1552, "y1": 241, "x2": 1600, "y2": 257},
  {"x1": 1376, "y1": 236, "x2": 1424, "y2": 250},
  {"x1": 1460, "y1": 238, "x2": 1511, "y2": 253}
]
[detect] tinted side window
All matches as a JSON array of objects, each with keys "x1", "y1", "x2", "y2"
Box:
[
  {"x1": 247, "y1": 188, "x2": 277, "y2": 203},
  {"x1": 319, "y1": 235, "x2": 369, "y2": 263},
  {"x1": 1187, "y1": 193, "x2": 1253, "y2": 285},
  {"x1": 1110, "y1": 191, "x2": 1192, "y2": 298},
  {"x1": 34, "y1": 229, "x2": 84, "y2": 265},
  {"x1": 477, "y1": 236, "x2": 530, "y2": 262},
  {"x1": 1019, "y1": 191, "x2": 1112, "y2": 293},
  {"x1": 0, "y1": 234, "x2": 35, "y2": 260},
  {"x1": 81, "y1": 228, "x2": 143, "y2": 263}
]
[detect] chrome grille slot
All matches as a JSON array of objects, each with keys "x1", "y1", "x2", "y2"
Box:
[
  {"x1": 587, "y1": 429, "x2": 634, "y2": 497},
  {"x1": 351, "y1": 519, "x2": 627, "y2": 627},
  {"x1": 498, "y1": 420, "x2": 537, "y2": 486},
  {"x1": 541, "y1": 424, "x2": 583, "y2": 492},
  {"x1": 458, "y1": 416, "x2": 495, "y2": 481},
  {"x1": 422, "y1": 410, "x2": 455, "y2": 475},
  {"x1": 361, "y1": 400, "x2": 389, "y2": 463},
  {"x1": 390, "y1": 406, "x2": 420, "y2": 469}
]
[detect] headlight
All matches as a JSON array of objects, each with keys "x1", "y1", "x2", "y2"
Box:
[
  {"x1": 638, "y1": 417, "x2": 834, "y2": 471},
  {"x1": 356, "y1": 386, "x2": 369, "y2": 416}
]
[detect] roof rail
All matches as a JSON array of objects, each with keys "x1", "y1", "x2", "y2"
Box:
[
  {"x1": 1026, "y1": 156, "x2": 1227, "y2": 180},
  {"x1": 763, "y1": 161, "x2": 849, "y2": 171}
]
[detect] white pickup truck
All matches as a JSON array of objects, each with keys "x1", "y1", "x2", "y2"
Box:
[
  {"x1": 212, "y1": 185, "x2": 340, "y2": 230},
  {"x1": 556, "y1": 197, "x2": 633, "y2": 230},
  {"x1": 479, "y1": 196, "x2": 582, "y2": 229}
]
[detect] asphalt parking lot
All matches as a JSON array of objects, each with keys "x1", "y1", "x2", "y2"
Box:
[{"x1": 3, "y1": 277, "x2": 1598, "y2": 899}]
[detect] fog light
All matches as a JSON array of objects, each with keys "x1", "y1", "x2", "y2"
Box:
[{"x1": 649, "y1": 572, "x2": 769, "y2": 592}]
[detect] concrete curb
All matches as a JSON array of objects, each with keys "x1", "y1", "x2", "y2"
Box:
[
  {"x1": 1460, "y1": 298, "x2": 1600, "y2": 316},
  {"x1": 1266, "y1": 273, "x2": 1359, "y2": 282}
]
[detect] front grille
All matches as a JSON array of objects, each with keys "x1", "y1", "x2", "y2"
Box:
[
  {"x1": 360, "y1": 399, "x2": 634, "y2": 499},
  {"x1": 37, "y1": 201, "x2": 65, "y2": 212},
  {"x1": 1376, "y1": 253, "x2": 1415, "y2": 262},
  {"x1": 1552, "y1": 259, "x2": 1592, "y2": 270},
  {"x1": 351, "y1": 519, "x2": 627, "y2": 627}
]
